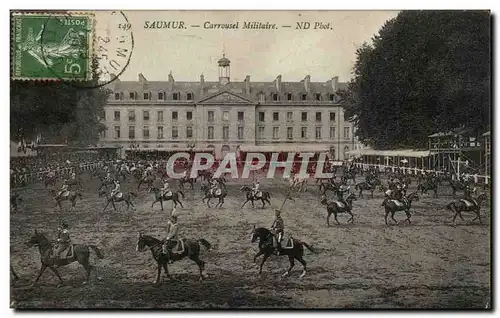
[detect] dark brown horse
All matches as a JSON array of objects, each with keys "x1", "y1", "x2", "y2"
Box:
[
  {"x1": 320, "y1": 193, "x2": 357, "y2": 226},
  {"x1": 137, "y1": 175, "x2": 156, "y2": 190},
  {"x1": 149, "y1": 187, "x2": 185, "y2": 210},
  {"x1": 136, "y1": 233, "x2": 211, "y2": 284},
  {"x1": 381, "y1": 192, "x2": 419, "y2": 225},
  {"x1": 26, "y1": 230, "x2": 103, "y2": 287},
  {"x1": 446, "y1": 193, "x2": 488, "y2": 225},
  {"x1": 240, "y1": 185, "x2": 272, "y2": 209},
  {"x1": 178, "y1": 175, "x2": 196, "y2": 190},
  {"x1": 355, "y1": 179, "x2": 381, "y2": 199},
  {"x1": 417, "y1": 181, "x2": 438, "y2": 198},
  {"x1": 200, "y1": 183, "x2": 228, "y2": 208},
  {"x1": 99, "y1": 190, "x2": 137, "y2": 211},
  {"x1": 449, "y1": 180, "x2": 469, "y2": 198},
  {"x1": 50, "y1": 189, "x2": 83, "y2": 211},
  {"x1": 250, "y1": 226, "x2": 315, "y2": 278}
]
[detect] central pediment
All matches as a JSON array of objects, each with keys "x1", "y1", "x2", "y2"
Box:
[{"x1": 196, "y1": 90, "x2": 256, "y2": 105}]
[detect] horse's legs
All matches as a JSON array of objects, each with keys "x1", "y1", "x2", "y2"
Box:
[
  {"x1": 128, "y1": 200, "x2": 135, "y2": 211},
  {"x1": 347, "y1": 211, "x2": 354, "y2": 223},
  {"x1": 326, "y1": 212, "x2": 331, "y2": 227},
  {"x1": 251, "y1": 199, "x2": 255, "y2": 208},
  {"x1": 31, "y1": 264, "x2": 47, "y2": 287},
  {"x1": 405, "y1": 210, "x2": 412, "y2": 224},
  {"x1": 154, "y1": 262, "x2": 162, "y2": 285},
  {"x1": 178, "y1": 198, "x2": 184, "y2": 208},
  {"x1": 160, "y1": 199, "x2": 164, "y2": 211},
  {"x1": 258, "y1": 252, "x2": 272, "y2": 275},
  {"x1": 241, "y1": 199, "x2": 249, "y2": 208},
  {"x1": 391, "y1": 211, "x2": 398, "y2": 224},
  {"x1": 334, "y1": 212, "x2": 341, "y2": 225},
  {"x1": 206, "y1": 198, "x2": 211, "y2": 208},
  {"x1": 384, "y1": 210, "x2": 390, "y2": 226},
  {"x1": 476, "y1": 210, "x2": 483, "y2": 225},
  {"x1": 253, "y1": 250, "x2": 264, "y2": 263},
  {"x1": 48, "y1": 266, "x2": 64, "y2": 285},
  {"x1": 283, "y1": 255, "x2": 295, "y2": 277},
  {"x1": 458, "y1": 211, "x2": 466, "y2": 222},
  {"x1": 261, "y1": 198, "x2": 266, "y2": 209},
  {"x1": 295, "y1": 255, "x2": 307, "y2": 278},
  {"x1": 189, "y1": 254, "x2": 206, "y2": 281}
]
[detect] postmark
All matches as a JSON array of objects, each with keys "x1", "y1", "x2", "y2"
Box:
[{"x1": 12, "y1": 12, "x2": 93, "y2": 81}]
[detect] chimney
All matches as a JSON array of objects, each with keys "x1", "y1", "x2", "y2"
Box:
[
  {"x1": 332, "y1": 76, "x2": 339, "y2": 92},
  {"x1": 275, "y1": 75, "x2": 282, "y2": 92},
  {"x1": 200, "y1": 74, "x2": 205, "y2": 96},
  {"x1": 245, "y1": 75, "x2": 251, "y2": 95},
  {"x1": 138, "y1": 73, "x2": 147, "y2": 83},
  {"x1": 304, "y1": 75, "x2": 311, "y2": 92},
  {"x1": 168, "y1": 71, "x2": 174, "y2": 82}
]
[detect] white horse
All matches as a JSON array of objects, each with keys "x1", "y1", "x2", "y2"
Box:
[{"x1": 287, "y1": 174, "x2": 307, "y2": 192}]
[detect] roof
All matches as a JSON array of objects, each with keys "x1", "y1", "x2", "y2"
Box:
[
  {"x1": 239, "y1": 144, "x2": 331, "y2": 153},
  {"x1": 218, "y1": 55, "x2": 230, "y2": 67},
  {"x1": 483, "y1": 131, "x2": 491, "y2": 136},
  {"x1": 346, "y1": 148, "x2": 431, "y2": 158},
  {"x1": 428, "y1": 127, "x2": 473, "y2": 138}
]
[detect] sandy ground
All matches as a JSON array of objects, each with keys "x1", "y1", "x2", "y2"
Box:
[{"x1": 10, "y1": 171, "x2": 491, "y2": 308}]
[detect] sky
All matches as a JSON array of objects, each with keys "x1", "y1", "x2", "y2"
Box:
[{"x1": 96, "y1": 10, "x2": 399, "y2": 83}]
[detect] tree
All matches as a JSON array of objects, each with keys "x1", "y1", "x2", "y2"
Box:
[
  {"x1": 10, "y1": 56, "x2": 110, "y2": 146},
  {"x1": 341, "y1": 11, "x2": 490, "y2": 149}
]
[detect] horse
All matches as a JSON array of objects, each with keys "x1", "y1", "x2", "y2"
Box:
[
  {"x1": 288, "y1": 175, "x2": 307, "y2": 192},
  {"x1": 200, "y1": 183, "x2": 228, "y2": 208},
  {"x1": 198, "y1": 170, "x2": 213, "y2": 182},
  {"x1": 341, "y1": 170, "x2": 357, "y2": 185},
  {"x1": 381, "y1": 192, "x2": 420, "y2": 226},
  {"x1": 136, "y1": 233, "x2": 211, "y2": 283},
  {"x1": 250, "y1": 226, "x2": 315, "y2": 278},
  {"x1": 417, "y1": 181, "x2": 438, "y2": 198},
  {"x1": 137, "y1": 175, "x2": 156, "y2": 190},
  {"x1": 320, "y1": 193, "x2": 357, "y2": 226},
  {"x1": 240, "y1": 185, "x2": 272, "y2": 209},
  {"x1": 44, "y1": 175, "x2": 57, "y2": 188},
  {"x1": 149, "y1": 187, "x2": 185, "y2": 210},
  {"x1": 98, "y1": 178, "x2": 115, "y2": 191},
  {"x1": 317, "y1": 180, "x2": 340, "y2": 194},
  {"x1": 354, "y1": 179, "x2": 381, "y2": 199},
  {"x1": 100, "y1": 190, "x2": 137, "y2": 211},
  {"x1": 11, "y1": 193, "x2": 23, "y2": 211},
  {"x1": 178, "y1": 175, "x2": 196, "y2": 190},
  {"x1": 449, "y1": 180, "x2": 470, "y2": 198},
  {"x1": 50, "y1": 189, "x2": 83, "y2": 211},
  {"x1": 446, "y1": 193, "x2": 488, "y2": 225},
  {"x1": 26, "y1": 230, "x2": 104, "y2": 287}
]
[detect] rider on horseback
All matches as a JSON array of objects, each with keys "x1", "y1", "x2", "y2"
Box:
[
  {"x1": 252, "y1": 180, "x2": 260, "y2": 197},
  {"x1": 163, "y1": 214, "x2": 181, "y2": 264},
  {"x1": 209, "y1": 178, "x2": 218, "y2": 196},
  {"x1": 271, "y1": 210, "x2": 285, "y2": 255},
  {"x1": 70, "y1": 172, "x2": 76, "y2": 180},
  {"x1": 105, "y1": 172, "x2": 112, "y2": 182},
  {"x1": 161, "y1": 178, "x2": 170, "y2": 197},
  {"x1": 335, "y1": 186, "x2": 350, "y2": 208},
  {"x1": 54, "y1": 222, "x2": 71, "y2": 262},
  {"x1": 57, "y1": 180, "x2": 69, "y2": 199},
  {"x1": 111, "y1": 180, "x2": 120, "y2": 199}
]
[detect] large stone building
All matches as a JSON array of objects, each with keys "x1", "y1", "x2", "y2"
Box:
[{"x1": 99, "y1": 55, "x2": 362, "y2": 160}]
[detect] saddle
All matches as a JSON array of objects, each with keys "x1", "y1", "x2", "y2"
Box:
[
  {"x1": 273, "y1": 236, "x2": 294, "y2": 249},
  {"x1": 254, "y1": 190, "x2": 262, "y2": 198},
  {"x1": 115, "y1": 192, "x2": 123, "y2": 199},
  {"x1": 163, "y1": 190, "x2": 173, "y2": 197},
  {"x1": 333, "y1": 200, "x2": 346, "y2": 209},
  {"x1": 391, "y1": 198, "x2": 408, "y2": 207},
  {"x1": 54, "y1": 244, "x2": 74, "y2": 259},
  {"x1": 163, "y1": 238, "x2": 185, "y2": 255},
  {"x1": 212, "y1": 188, "x2": 222, "y2": 196},
  {"x1": 460, "y1": 199, "x2": 478, "y2": 208},
  {"x1": 59, "y1": 190, "x2": 70, "y2": 197}
]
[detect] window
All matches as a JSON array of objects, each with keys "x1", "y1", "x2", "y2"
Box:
[
  {"x1": 259, "y1": 93, "x2": 265, "y2": 102},
  {"x1": 238, "y1": 111, "x2": 244, "y2": 121},
  {"x1": 100, "y1": 129, "x2": 107, "y2": 139},
  {"x1": 143, "y1": 126, "x2": 150, "y2": 139},
  {"x1": 287, "y1": 127, "x2": 293, "y2": 140},
  {"x1": 186, "y1": 126, "x2": 193, "y2": 138},
  {"x1": 114, "y1": 111, "x2": 120, "y2": 121},
  {"x1": 223, "y1": 111, "x2": 229, "y2": 121},
  {"x1": 173, "y1": 92, "x2": 179, "y2": 100},
  {"x1": 158, "y1": 92, "x2": 164, "y2": 100},
  {"x1": 316, "y1": 112, "x2": 322, "y2": 122},
  {"x1": 143, "y1": 111, "x2": 150, "y2": 121},
  {"x1": 128, "y1": 110, "x2": 135, "y2": 121},
  {"x1": 301, "y1": 127, "x2": 307, "y2": 139},
  {"x1": 114, "y1": 126, "x2": 121, "y2": 138},
  {"x1": 128, "y1": 126, "x2": 135, "y2": 139},
  {"x1": 187, "y1": 111, "x2": 193, "y2": 120},
  {"x1": 114, "y1": 92, "x2": 120, "y2": 100},
  {"x1": 330, "y1": 112, "x2": 336, "y2": 122},
  {"x1": 329, "y1": 94, "x2": 335, "y2": 101},
  {"x1": 273, "y1": 112, "x2": 279, "y2": 121},
  {"x1": 315, "y1": 127, "x2": 322, "y2": 140},
  {"x1": 157, "y1": 126, "x2": 164, "y2": 139},
  {"x1": 287, "y1": 93, "x2": 292, "y2": 101},
  {"x1": 273, "y1": 127, "x2": 279, "y2": 139},
  {"x1": 172, "y1": 111, "x2": 178, "y2": 121},
  {"x1": 272, "y1": 93, "x2": 278, "y2": 101},
  {"x1": 157, "y1": 111, "x2": 164, "y2": 122},
  {"x1": 129, "y1": 92, "x2": 136, "y2": 100},
  {"x1": 223, "y1": 126, "x2": 229, "y2": 140},
  {"x1": 258, "y1": 127, "x2": 265, "y2": 139},
  {"x1": 143, "y1": 92, "x2": 150, "y2": 100},
  {"x1": 187, "y1": 93, "x2": 193, "y2": 101},
  {"x1": 286, "y1": 112, "x2": 293, "y2": 121},
  {"x1": 99, "y1": 110, "x2": 106, "y2": 120},
  {"x1": 301, "y1": 93, "x2": 307, "y2": 101},
  {"x1": 208, "y1": 126, "x2": 214, "y2": 139},
  {"x1": 344, "y1": 127, "x2": 350, "y2": 139},
  {"x1": 330, "y1": 127, "x2": 336, "y2": 139},
  {"x1": 301, "y1": 112, "x2": 307, "y2": 122},
  {"x1": 238, "y1": 126, "x2": 244, "y2": 139},
  {"x1": 259, "y1": 112, "x2": 265, "y2": 122},
  {"x1": 172, "y1": 126, "x2": 178, "y2": 139},
  {"x1": 315, "y1": 93, "x2": 321, "y2": 101},
  {"x1": 208, "y1": 111, "x2": 214, "y2": 122}
]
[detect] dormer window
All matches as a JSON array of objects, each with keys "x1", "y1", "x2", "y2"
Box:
[
  {"x1": 315, "y1": 93, "x2": 321, "y2": 101},
  {"x1": 114, "y1": 92, "x2": 121, "y2": 100},
  {"x1": 329, "y1": 94, "x2": 335, "y2": 101},
  {"x1": 187, "y1": 92, "x2": 194, "y2": 101},
  {"x1": 143, "y1": 92, "x2": 150, "y2": 100},
  {"x1": 129, "y1": 92, "x2": 136, "y2": 100},
  {"x1": 158, "y1": 92, "x2": 164, "y2": 100},
  {"x1": 272, "y1": 93, "x2": 278, "y2": 101},
  {"x1": 301, "y1": 93, "x2": 307, "y2": 101},
  {"x1": 173, "y1": 92, "x2": 179, "y2": 100},
  {"x1": 259, "y1": 92, "x2": 265, "y2": 102},
  {"x1": 287, "y1": 93, "x2": 292, "y2": 101}
]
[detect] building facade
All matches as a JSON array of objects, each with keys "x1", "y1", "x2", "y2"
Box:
[{"x1": 99, "y1": 55, "x2": 362, "y2": 160}]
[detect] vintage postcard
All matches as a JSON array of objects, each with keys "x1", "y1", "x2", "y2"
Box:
[{"x1": 10, "y1": 10, "x2": 491, "y2": 309}]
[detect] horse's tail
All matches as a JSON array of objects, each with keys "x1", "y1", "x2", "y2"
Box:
[
  {"x1": 302, "y1": 241, "x2": 315, "y2": 253},
  {"x1": 178, "y1": 191, "x2": 185, "y2": 199},
  {"x1": 198, "y1": 238, "x2": 211, "y2": 250},
  {"x1": 267, "y1": 191, "x2": 271, "y2": 199},
  {"x1": 89, "y1": 245, "x2": 104, "y2": 259}
]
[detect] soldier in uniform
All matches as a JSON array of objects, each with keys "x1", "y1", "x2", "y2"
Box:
[
  {"x1": 161, "y1": 178, "x2": 170, "y2": 197},
  {"x1": 54, "y1": 222, "x2": 71, "y2": 262},
  {"x1": 335, "y1": 186, "x2": 350, "y2": 208},
  {"x1": 271, "y1": 210, "x2": 285, "y2": 255},
  {"x1": 252, "y1": 180, "x2": 260, "y2": 198},
  {"x1": 110, "y1": 180, "x2": 120, "y2": 199},
  {"x1": 57, "y1": 180, "x2": 69, "y2": 199},
  {"x1": 209, "y1": 178, "x2": 218, "y2": 196},
  {"x1": 163, "y1": 214, "x2": 181, "y2": 264}
]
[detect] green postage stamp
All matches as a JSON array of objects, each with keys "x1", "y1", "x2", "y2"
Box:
[{"x1": 11, "y1": 12, "x2": 94, "y2": 81}]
